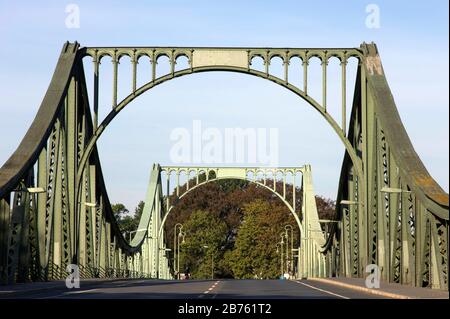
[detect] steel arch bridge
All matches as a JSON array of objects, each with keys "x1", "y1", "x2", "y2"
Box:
[
  {"x1": 0, "y1": 42, "x2": 448, "y2": 289},
  {"x1": 138, "y1": 164, "x2": 326, "y2": 280}
]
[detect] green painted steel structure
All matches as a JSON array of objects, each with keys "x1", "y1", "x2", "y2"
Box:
[
  {"x1": 134, "y1": 164, "x2": 325, "y2": 280},
  {"x1": 154, "y1": 165, "x2": 325, "y2": 279},
  {"x1": 0, "y1": 42, "x2": 448, "y2": 289}
]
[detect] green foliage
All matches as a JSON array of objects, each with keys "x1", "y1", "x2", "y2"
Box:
[
  {"x1": 111, "y1": 201, "x2": 145, "y2": 240},
  {"x1": 226, "y1": 199, "x2": 297, "y2": 279},
  {"x1": 111, "y1": 203, "x2": 128, "y2": 221},
  {"x1": 179, "y1": 210, "x2": 228, "y2": 279},
  {"x1": 134, "y1": 201, "x2": 145, "y2": 220}
]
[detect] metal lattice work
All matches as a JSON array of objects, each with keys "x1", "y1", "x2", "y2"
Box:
[
  {"x1": 125, "y1": 164, "x2": 327, "y2": 279},
  {"x1": 147, "y1": 165, "x2": 327, "y2": 279},
  {"x1": 0, "y1": 42, "x2": 448, "y2": 289}
]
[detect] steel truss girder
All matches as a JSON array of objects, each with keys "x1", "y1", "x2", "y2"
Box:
[
  {"x1": 140, "y1": 164, "x2": 326, "y2": 280},
  {"x1": 325, "y1": 43, "x2": 449, "y2": 290}
]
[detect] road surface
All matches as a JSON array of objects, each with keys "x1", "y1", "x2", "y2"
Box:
[{"x1": 0, "y1": 279, "x2": 384, "y2": 299}]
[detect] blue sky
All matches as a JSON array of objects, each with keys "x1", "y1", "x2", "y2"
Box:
[{"x1": 0, "y1": 1, "x2": 448, "y2": 210}]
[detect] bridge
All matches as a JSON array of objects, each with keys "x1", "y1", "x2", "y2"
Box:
[
  {"x1": 0, "y1": 42, "x2": 448, "y2": 294},
  {"x1": 137, "y1": 164, "x2": 326, "y2": 280}
]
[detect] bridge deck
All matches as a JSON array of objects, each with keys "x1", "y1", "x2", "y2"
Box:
[{"x1": 0, "y1": 278, "x2": 447, "y2": 299}]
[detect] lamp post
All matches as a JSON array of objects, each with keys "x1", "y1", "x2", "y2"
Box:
[
  {"x1": 276, "y1": 243, "x2": 282, "y2": 278},
  {"x1": 173, "y1": 223, "x2": 183, "y2": 279},
  {"x1": 279, "y1": 232, "x2": 286, "y2": 278},
  {"x1": 284, "y1": 225, "x2": 294, "y2": 276},
  {"x1": 177, "y1": 231, "x2": 185, "y2": 279}
]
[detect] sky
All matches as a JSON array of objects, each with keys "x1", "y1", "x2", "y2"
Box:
[{"x1": 0, "y1": 0, "x2": 448, "y2": 211}]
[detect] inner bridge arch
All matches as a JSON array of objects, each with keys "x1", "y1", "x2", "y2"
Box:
[
  {"x1": 158, "y1": 166, "x2": 304, "y2": 235},
  {"x1": 136, "y1": 164, "x2": 327, "y2": 279}
]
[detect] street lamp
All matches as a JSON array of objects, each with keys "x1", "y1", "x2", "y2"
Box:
[
  {"x1": 380, "y1": 187, "x2": 411, "y2": 194},
  {"x1": 284, "y1": 225, "x2": 294, "y2": 276},
  {"x1": 177, "y1": 231, "x2": 186, "y2": 279},
  {"x1": 173, "y1": 223, "x2": 183, "y2": 279},
  {"x1": 340, "y1": 200, "x2": 358, "y2": 205},
  {"x1": 276, "y1": 242, "x2": 283, "y2": 278},
  {"x1": 279, "y1": 232, "x2": 286, "y2": 278},
  {"x1": 27, "y1": 187, "x2": 46, "y2": 194}
]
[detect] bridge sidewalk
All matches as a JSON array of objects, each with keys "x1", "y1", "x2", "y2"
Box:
[{"x1": 309, "y1": 277, "x2": 449, "y2": 299}]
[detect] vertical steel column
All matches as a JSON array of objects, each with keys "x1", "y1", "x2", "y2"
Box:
[
  {"x1": 388, "y1": 156, "x2": 399, "y2": 282},
  {"x1": 341, "y1": 59, "x2": 347, "y2": 134},
  {"x1": 284, "y1": 58, "x2": 289, "y2": 84},
  {"x1": 89, "y1": 165, "x2": 97, "y2": 269},
  {"x1": 400, "y1": 191, "x2": 413, "y2": 285},
  {"x1": 302, "y1": 59, "x2": 308, "y2": 95},
  {"x1": 376, "y1": 124, "x2": 389, "y2": 281},
  {"x1": 36, "y1": 147, "x2": 48, "y2": 276},
  {"x1": 18, "y1": 171, "x2": 33, "y2": 282},
  {"x1": 7, "y1": 189, "x2": 26, "y2": 283},
  {"x1": 78, "y1": 117, "x2": 87, "y2": 268},
  {"x1": 66, "y1": 76, "x2": 77, "y2": 265},
  {"x1": 322, "y1": 58, "x2": 327, "y2": 111},
  {"x1": 52, "y1": 118, "x2": 66, "y2": 270},
  {"x1": 0, "y1": 197, "x2": 10, "y2": 283},
  {"x1": 292, "y1": 173, "x2": 296, "y2": 212},
  {"x1": 151, "y1": 51, "x2": 156, "y2": 82},
  {"x1": 112, "y1": 52, "x2": 118, "y2": 109},
  {"x1": 93, "y1": 57, "x2": 99, "y2": 131},
  {"x1": 366, "y1": 89, "x2": 377, "y2": 266},
  {"x1": 359, "y1": 61, "x2": 368, "y2": 275},
  {"x1": 132, "y1": 52, "x2": 137, "y2": 93},
  {"x1": 99, "y1": 202, "x2": 106, "y2": 272}
]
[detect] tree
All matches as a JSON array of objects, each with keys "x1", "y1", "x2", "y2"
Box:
[
  {"x1": 111, "y1": 202, "x2": 143, "y2": 240},
  {"x1": 227, "y1": 199, "x2": 298, "y2": 279},
  {"x1": 178, "y1": 210, "x2": 228, "y2": 279},
  {"x1": 111, "y1": 203, "x2": 128, "y2": 221},
  {"x1": 315, "y1": 196, "x2": 336, "y2": 220},
  {"x1": 134, "y1": 200, "x2": 145, "y2": 222},
  {"x1": 129, "y1": 200, "x2": 145, "y2": 233}
]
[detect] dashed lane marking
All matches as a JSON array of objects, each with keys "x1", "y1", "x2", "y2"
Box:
[{"x1": 198, "y1": 280, "x2": 221, "y2": 298}]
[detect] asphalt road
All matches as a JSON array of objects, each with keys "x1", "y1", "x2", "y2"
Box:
[{"x1": 1, "y1": 279, "x2": 384, "y2": 299}]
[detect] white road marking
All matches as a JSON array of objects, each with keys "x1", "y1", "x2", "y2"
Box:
[
  {"x1": 198, "y1": 280, "x2": 221, "y2": 298},
  {"x1": 295, "y1": 281, "x2": 350, "y2": 299},
  {"x1": 63, "y1": 288, "x2": 100, "y2": 295}
]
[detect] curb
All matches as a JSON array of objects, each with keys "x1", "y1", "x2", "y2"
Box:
[{"x1": 309, "y1": 278, "x2": 412, "y2": 299}]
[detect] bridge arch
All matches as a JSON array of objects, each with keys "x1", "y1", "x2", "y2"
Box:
[
  {"x1": 134, "y1": 164, "x2": 325, "y2": 279},
  {"x1": 75, "y1": 52, "x2": 365, "y2": 225},
  {"x1": 157, "y1": 172, "x2": 304, "y2": 242}
]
